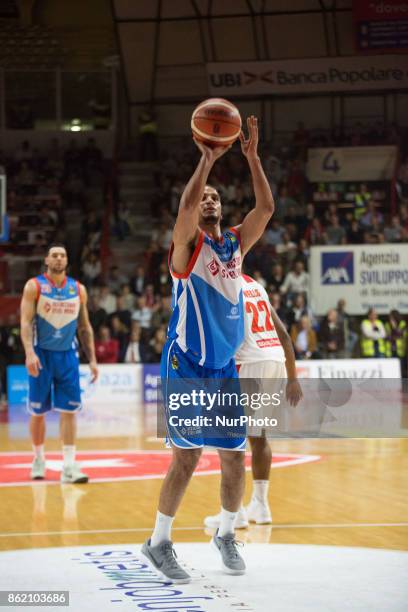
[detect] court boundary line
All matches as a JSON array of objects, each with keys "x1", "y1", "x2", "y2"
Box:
[{"x1": 1, "y1": 522, "x2": 408, "y2": 538}]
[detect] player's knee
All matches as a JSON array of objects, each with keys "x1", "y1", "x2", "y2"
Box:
[
  {"x1": 172, "y1": 447, "x2": 202, "y2": 475},
  {"x1": 220, "y1": 450, "x2": 245, "y2": 471}
]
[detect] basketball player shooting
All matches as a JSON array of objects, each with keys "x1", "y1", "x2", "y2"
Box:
[
  {"x1": 142, "y1": 116, "x2": 274, "y2": 581},
  {"x1": 20, "y1": 244, "x2": 98, "y2": 483},
  {"x1": 205, "y1": 274, "x2": 303, "y2": 530}
]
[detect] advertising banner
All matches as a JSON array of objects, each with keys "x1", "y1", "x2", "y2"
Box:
[
  {"x1": 307, "y1": 146, "x2": 398, "y2": 182},
  {"x1": 7, "y1": 364, "x2": 143, "y2": 407},
  {"x1": 295, "y1": 358, "x2": 400, "y2": 378},
  {"x1": 310, "y1": 244, "x2": 408, "y2": 315},
  {"x1": 143, "y1": 363, "x2": 160, "y2": 403},
  {"x1": 353, "y1": 0, "x2": 408, "y2": 53},
  {"x1": 206, "y1": 56, "x2": 408, "y2": 96}
]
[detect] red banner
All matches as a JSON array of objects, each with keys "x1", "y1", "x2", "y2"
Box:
[{"x1": 353, "y1": 0, "x2": 408, "y2": 53}]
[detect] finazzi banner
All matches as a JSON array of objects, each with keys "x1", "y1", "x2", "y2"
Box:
[
  {"x1": 206, "y1": 56, "x2": 408, "y2": 95},
  {"x1": 310, "y1": 244, "x2": 408, "y2": 315},
  {"x1": 307, "y1": 145, "x2": 398, "y2": 182}
]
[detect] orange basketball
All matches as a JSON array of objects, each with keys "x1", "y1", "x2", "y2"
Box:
[{"x1": 191, "y1": 98, "x2": 241, "y2": 147}]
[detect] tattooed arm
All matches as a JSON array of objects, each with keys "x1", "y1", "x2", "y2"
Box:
[{"x1": 77, "y1": 284, "x2": 98, "y2": 382}]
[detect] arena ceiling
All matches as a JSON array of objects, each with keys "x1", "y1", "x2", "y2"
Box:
[{"x1": 112, "y1": 0, "x2": 354, "y2": 104}]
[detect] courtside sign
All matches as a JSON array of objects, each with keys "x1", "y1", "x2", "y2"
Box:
[{"x1": 310, "y1": 244, "x2": 408, "y2": 314}]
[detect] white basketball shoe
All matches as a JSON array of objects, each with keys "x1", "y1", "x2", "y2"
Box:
[
  {"x1": 204, "y1": 506, "x2": 249, "y2": 529},
  {"x1": 246, "y1": 497, "x2": 272, "y2": 524}
]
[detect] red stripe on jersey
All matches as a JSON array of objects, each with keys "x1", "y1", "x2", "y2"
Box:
[
  {"x1": 242, "y1": 274, "x2": 254, "y2": 283},
  {"x1": 256, "y1": 338, "x2": 282, "y2": 349},
  {"x1": 168, "y1": 230, "x2": 205, "y2": 279},
  {"x1": 229, "y1": 226, "x2": 241, "y2": 244},
  {"x1": 31, "y1": 277, "x2": 41, "y2": 302},
  {"x1": 44, "y1": 273, "x2": 67, "y2": 288}
]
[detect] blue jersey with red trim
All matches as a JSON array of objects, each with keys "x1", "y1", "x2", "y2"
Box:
[
  {"x1": 33, "y1": 274, "x2": 81, "y2": 351},
  {"x1": 168, "y1": 229, "x2": 244, "y2": 369}
]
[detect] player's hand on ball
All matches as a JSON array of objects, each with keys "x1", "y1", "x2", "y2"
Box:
[
  {"x1": 239, "y1": 115, "x2": 259, "y2": 159},
  {"x1": 193, "y1": 137, "x2": 231, "y2": 163},
  {"x1": 286, "y1": 379, "x2": 303, "y2": 407},
  {"x1": 89, "y1": 361, "x2": 99, "y2": 383},
  {"x1": 26, "y1": 351, "x2": 42, "y2": 377}
]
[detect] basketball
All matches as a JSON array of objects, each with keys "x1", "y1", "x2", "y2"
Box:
[{"x1": 191, "y1": 98, "x2": 242, "y2": 147}]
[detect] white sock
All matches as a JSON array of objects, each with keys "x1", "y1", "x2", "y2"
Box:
[
  {"x1": 218, "y1": 507, "x2": 237, "y2": 537},
  {"x1": 252, "y1": 480, "x2": 269, "y2": 504},
  {"x1": 63, "y1": 445, "x2": 76, "y2": 468},
  {"x1": 33, "y1": 444, "x2": 45, "y2": 460},
  {"x1": 150, "y1": 511, "x2": 174, "y2": 547}
]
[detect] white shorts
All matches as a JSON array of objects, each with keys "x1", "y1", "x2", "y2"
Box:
[
  {"x1": 238, "y1": 360, "x2": 286, "y2": 381},
  {"x1": 237, "y1": 360, "x2": 287, "y2": 437}
]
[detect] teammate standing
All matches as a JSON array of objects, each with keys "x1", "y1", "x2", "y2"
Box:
[
  {"x1": 20, "y1": 244, "x2": 98, "y2": 483},
  {"x1": 142, "y1": 116, "x2": 274, "y2": 581},
  {"x1": 205, "y1": 274, "x2": 302, "y2": 529}
]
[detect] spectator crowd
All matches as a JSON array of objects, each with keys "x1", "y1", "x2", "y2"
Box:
[{"x1": 0, "y1": 122, "x2": 407, "y2": 401}]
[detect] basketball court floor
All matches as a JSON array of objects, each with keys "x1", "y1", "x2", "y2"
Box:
[{"x1": 0, "y1": 408, "x2": 407, "y2": 611}]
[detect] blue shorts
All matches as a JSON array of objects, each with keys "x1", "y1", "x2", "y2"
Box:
[
  {"x1": 28, "y1": 347, "x2": 82, "y2": 415},
  {"x1": 160, "y1": 339, "x2": 246, "y2": 451}
]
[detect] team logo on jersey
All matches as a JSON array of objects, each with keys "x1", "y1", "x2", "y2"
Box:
[
  {"x1": 207, "y1": 258, "x2": 220, "y2": 276},
  {"x1": 68, "y1": 286, "x2": 76, "y2": 295},
  {"x1": 227, "y1": 305, "x2": 240, "y2": 320},
  {"x1": 41, "y1": 284, "x2": 51, "y2": 294},
  {"x1": 171, "y1": 354, "x2": 179, "y2": 370},
  {"x1": 230, "y1": 235, "x2": 237, "y2": 242}
]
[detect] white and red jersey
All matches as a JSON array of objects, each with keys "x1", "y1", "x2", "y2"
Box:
[{"x1": 235, "y1": 274, "x2": 285, "y2": 365}]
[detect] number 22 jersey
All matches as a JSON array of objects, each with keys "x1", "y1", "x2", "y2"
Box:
[{"x1": 235, "y1": 274, "x2": 285, "y2": 365}]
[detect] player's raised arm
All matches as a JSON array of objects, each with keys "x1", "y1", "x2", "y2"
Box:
[
  {"x1": 171, "y1": 140, "x2": 230, "y2": 273},
  {"x1": 77, "y1": 284, "x2": 99, "y2": 382},
  {"x1": 20, "y1": 279, "x2": 42, "y2": 377},
  {"x1": 236, "y1": 116, "x2": 274, "y2": 256},
  {"x1": 269, "y1": 304, "x2": 303, "y2": 407}
]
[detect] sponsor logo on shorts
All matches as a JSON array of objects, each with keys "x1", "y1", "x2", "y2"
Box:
[{"x1": 171, "y1": 354, "x2": 179, "y2": 370}]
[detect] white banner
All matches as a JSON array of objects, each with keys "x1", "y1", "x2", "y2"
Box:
[
  {"x1": 207, "y1": 55, "x2": 408, "y2": 95},
  {"x1": 295, "y1": 358, "x2": 400, "y2": 379},
  {"x1": 79, "y1": 364, "x2": 142, "y2": 406},
  {"x1": 307, "y1": 146, "x2": 398, "y2": 182},
  {"x1": 310, "y1": 244, "x2": 408, "y2": 315}
]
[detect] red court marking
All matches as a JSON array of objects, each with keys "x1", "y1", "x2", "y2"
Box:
[{"x1": 0, "y1": 450, "x2": 321, "y2": 487}]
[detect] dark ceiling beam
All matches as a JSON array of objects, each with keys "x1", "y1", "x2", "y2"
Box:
[{"x1": 115, "y1": 7, "x2": 351, "y2": 24}]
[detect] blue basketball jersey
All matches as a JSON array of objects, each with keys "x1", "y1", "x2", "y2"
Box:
[
  {"x1": 32, "y1": 274, "x2": 81, "y2": 351},
  {"x1": 168, "y1": 228, "x2": 244, "y2": 369}
]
